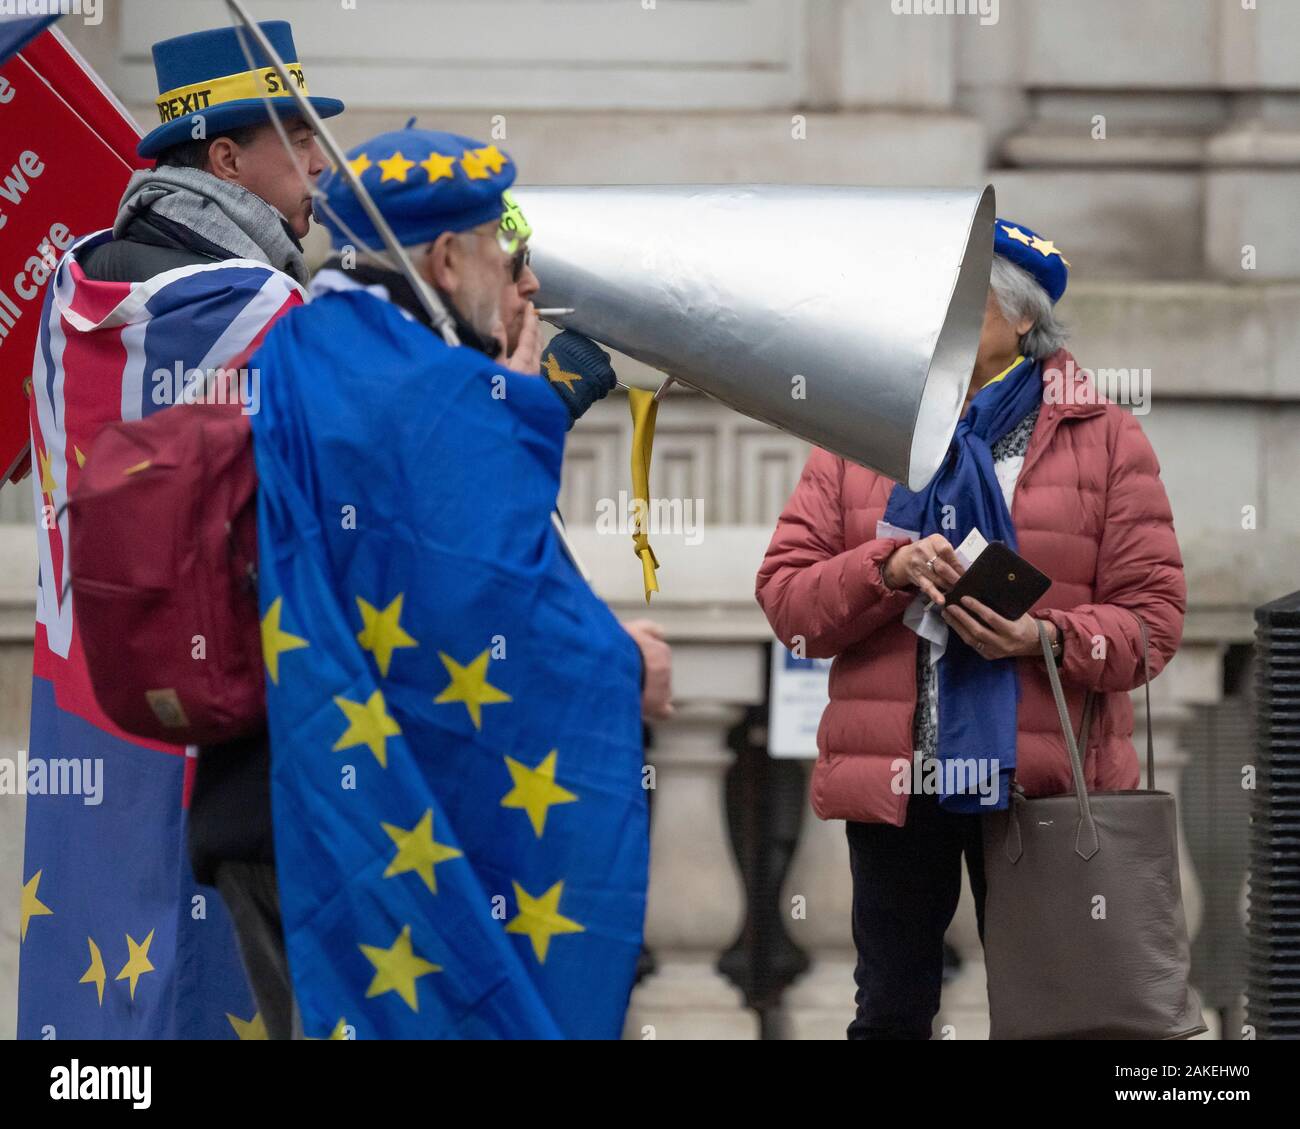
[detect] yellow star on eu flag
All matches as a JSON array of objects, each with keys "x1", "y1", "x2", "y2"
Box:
[
  {"x1": 20, "y1": 870, "x2": 53, "y2": 942},
  {"x1": 434, "y1": 648, "x2": 511, "y2": 729},
  {"x1": 360, "y1": 924, "x2": 441, "y2": 1011},
  {"x1": 355, "y1": 594, "x2": 417, "y2": 677},
  {"x1": 227, "y1": 1011, "x2": 268, "y2": 1040},
  {"x1": 382, "y1": 809, "x2": 463, "y2": 894},
  {"x1": 420, "y1": 151, "x2": 456, "y2": 182},
  {"x1": 542, "y1": 352, "x2": 583, "y2": 393},
  {"x1": 501, "y1": 750, "x2": 578, "y2": 838},
  {"x1": 115, "y1": 929, "x2": 156, "y2": 1000},
  {"x1": 261, "y1": 596, "x2": 308, "y2": 685},
  {"x1": 506, "y1": 880, "x2": 585, "y2": 963},
  {"x1": 378, "y1": 150, "x2": 416, "y2": 182},
  {"x1": 38, "y1": 448, "x2": 56, "y2": 496},
  {"x1": 303, "y1": 1017, "x2": 351, "y2": 1041},
  {"x1": 332, "y1": 689, "x2": 401, "y2": 768},
  {"x1": 79, "y1": 937, "x2": 106, "y2": 1005}
]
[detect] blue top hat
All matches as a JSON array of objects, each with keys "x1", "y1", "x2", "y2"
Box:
[
  {"x1": 994, "y1": 218, "x2": 1071, "y2": 304},
  {"x1": 137, "y1": 20, "x2": 344, "y2": 159}
]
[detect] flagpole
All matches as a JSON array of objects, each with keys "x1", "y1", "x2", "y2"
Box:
[{"x1": 222, "y1": 0, "x2": 460, "y2": 347}]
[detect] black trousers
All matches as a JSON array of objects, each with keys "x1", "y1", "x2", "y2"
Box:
[
  {"x1": 215, "y1": 861, "x2": 302, "y2": 1040},
  {"x1": 845, "y1": 791, "x2": 987, "y2": 1040}
]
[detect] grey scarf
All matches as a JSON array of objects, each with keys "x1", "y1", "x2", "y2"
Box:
[{"x1": 114, "y1": 165, "x2": 308, "y2": 284}]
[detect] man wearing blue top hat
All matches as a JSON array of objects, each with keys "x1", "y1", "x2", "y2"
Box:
[
  {"x1": 18, "y1": 18, "x2": 345, "y2": 1041},
  {"x1": 82, "y1": 19, "x2": 343, "y2": 283}
]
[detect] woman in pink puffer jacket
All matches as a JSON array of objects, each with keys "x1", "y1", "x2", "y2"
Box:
[{"x1": 755, "y1": 220, "x2": 1185, "y2": 1039}]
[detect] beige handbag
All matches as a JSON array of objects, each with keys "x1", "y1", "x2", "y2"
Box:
[{"x1": 981, "y1": 616, "x2": 1207, "y2": 1039}]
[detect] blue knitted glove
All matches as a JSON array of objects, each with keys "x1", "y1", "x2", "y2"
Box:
[{"x1": 541, "y1": 330, "x2": 617, "y2": 429}]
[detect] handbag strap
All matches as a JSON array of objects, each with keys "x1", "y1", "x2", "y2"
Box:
[
  {"x1": 1133, "y1": 612, "x2": 1155, "y2": 791},
  {"x1": 1032, "y1": 613, "x2": 1158, "y2": 857},
  {"x1": 1076, "y1": 691, "x2": 1093, "y2": 759},
  {"x1": 1036, "y1": 619, "x2": 1099, "y2": 858}
]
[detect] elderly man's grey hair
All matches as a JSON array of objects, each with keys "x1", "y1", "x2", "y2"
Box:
[{"x1": 990, "y1": 254, "x2": 1067, "y2": 360}]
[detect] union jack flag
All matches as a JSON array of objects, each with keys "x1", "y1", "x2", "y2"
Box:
[{"x1": 19, "y1": 229, "x2": 303, "y2": 1039}]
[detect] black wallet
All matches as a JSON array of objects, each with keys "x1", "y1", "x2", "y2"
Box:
[{"x1": 944, "y1": 541, "x2": 1051, "y2": 622}]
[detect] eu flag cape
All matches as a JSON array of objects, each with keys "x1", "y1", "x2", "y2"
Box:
[{"x1": 250, "y1": 290, "x2": 650, "y2": 1039}]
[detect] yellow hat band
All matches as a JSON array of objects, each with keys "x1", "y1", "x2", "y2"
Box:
[{"x1": 156, "y1": 65, "x2": 310, "y2": 124}]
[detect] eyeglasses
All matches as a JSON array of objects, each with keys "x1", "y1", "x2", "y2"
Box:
[
  {"x1": 462, "y1": 228, "x2": 531, "y2": 281},
  {"x1": 509, "y1": 244, "x2": 532, "y2": 284}
]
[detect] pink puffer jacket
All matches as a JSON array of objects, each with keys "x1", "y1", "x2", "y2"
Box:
[{"x1": 755, "y1": 350, "x2": 1186, "y2": 826}]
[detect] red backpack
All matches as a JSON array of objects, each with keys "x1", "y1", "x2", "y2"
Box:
[{"x1": 68, "y1": 400, "x2": 265, "y2": 745}]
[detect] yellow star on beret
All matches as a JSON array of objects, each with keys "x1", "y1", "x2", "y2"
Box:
[
  {"x1": 461, "y1": 149, "x2": 490, "y2": 181},
  {"x1": 378, "y1": 151, "x2": 416, "y2": 183},
  {"x1": 348, "y1": 153, "x2": 372, "y2": 177},
  {"x1": 420, "y1": 151, "x2": 456, "y2": 182},
  {"x1": 1030, "y1": 235, "x2": 1071, "y2": 266},
  {"x1": 475, "y1": 145, "x2": 508, "y2": 174},
  {"x1": 1000, "y1": 224, "x2": 1034, "y2": 246}
]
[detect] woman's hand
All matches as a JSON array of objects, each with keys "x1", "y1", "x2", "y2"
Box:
[
  {"x1": 882, "y1": 534, "x2": 965, "y2": 605},
  {"x1": 942, "y1": 596, "x2": 1052, "y2": 660}
]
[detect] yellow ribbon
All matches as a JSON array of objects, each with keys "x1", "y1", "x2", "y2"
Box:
[
  {"x1": 156, "y1": 65, "x2": 311, "y2": 124},
  {"x1": 627, "y1": 388, "x2": 660, "y2": 602}
]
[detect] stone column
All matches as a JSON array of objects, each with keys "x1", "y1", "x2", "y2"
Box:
[
  {"x1": 624, "y1": 701, "x2": 760, "y2": 1040},
  {"x1": 773, "y1": 762, "x2": 857, "y2": 1040}
]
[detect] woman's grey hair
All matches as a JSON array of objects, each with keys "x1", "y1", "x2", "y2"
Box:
[{"x1": 989, "y1": 254, "x2": 1068, "y2": 360}]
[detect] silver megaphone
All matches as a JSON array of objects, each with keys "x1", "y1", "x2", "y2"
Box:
[{"x1": 517, "y1": 185, "x2": 995, "y2": 491}]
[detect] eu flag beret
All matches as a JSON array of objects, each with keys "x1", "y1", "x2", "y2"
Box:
[
  {"x1": 994, "y1": 218, "x2": 1071, "y2": 304},
  {"x1": 317, "y1": 127, "x2": 517, "y2": 250}
]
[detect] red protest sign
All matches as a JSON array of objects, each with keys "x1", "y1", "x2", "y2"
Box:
[{"x1": 0, "y1": 29, "x2": 147, "y2": 483}]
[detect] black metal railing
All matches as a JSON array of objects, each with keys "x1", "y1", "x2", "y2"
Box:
[{"x1": 1249, "y1": 591, "x2": 1300, "y2": 1039}]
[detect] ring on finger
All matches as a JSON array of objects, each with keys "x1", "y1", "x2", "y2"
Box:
[{"x1": 926, "y1": 556, "x2": 938, "y2": 572}]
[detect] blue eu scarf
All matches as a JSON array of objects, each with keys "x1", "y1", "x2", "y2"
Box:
[{"x1": 883, "y1": 356, "x2": 1043, "y2": 813}]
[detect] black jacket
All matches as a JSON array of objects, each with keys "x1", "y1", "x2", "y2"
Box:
[{"x1": 81, "y1": 210, "x2": 236, "y2": 282}]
